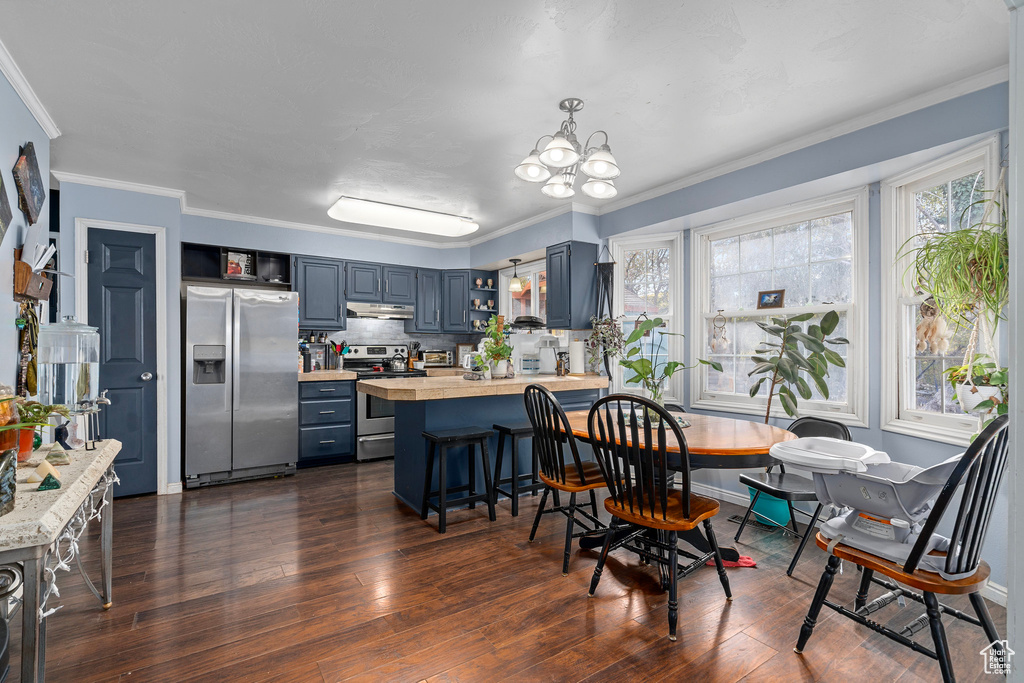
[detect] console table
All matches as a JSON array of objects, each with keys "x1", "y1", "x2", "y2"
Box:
[{"x1": 0, "y1": 439, "x2": 121, "y2": 683}]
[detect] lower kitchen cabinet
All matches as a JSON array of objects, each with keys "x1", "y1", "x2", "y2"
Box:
[{"x1": 298, "y1": 380, "x2": 356, "y2": 466}]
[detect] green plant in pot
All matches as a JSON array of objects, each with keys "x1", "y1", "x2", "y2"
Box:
[
  {"x1": 747, "y1": 311, "x2": 849, "y2": 423},
  {"x1": 898, "y1": 184, "x2": 1010, "y2": 419},
  {"x1": 482, "y1": 315, "x2": 513, "y2": 378},
  {"x1": 618, "y1": 314, "x2": 721, "y2": 410},
  {"x1": 943, "y1": 355, "x2": 1007, "y2": 431}
]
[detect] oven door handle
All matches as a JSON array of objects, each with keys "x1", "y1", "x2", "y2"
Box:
[{"x1": 357, "y1": 434, "x2": 394, "y2": 443}]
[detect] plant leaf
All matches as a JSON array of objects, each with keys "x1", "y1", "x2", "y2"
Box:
[
  {"x1": 698, "y1": 358, "x2": 724, "y2": 372},
  {"x1": 821, "y1": 310, "x2": 840, "y2": 335},
  {"x1": 778, "y1": 389, "x2": 798, "y2": 416},
  {"x1": 624, "y1": 329, "x2": 645, "y2": 345},
  {"x1": 792, "y1": 332, "x2": 825, "y2": 353},
  {"x1": 625, "y1": 346, "x2": 640, "y2": 357},
  {"x1": 822, "y1": 348, "x2": 846, "y2": 367},
  {"x1": 750, "y1": 377, "x2": 766, "y2": 397},
  {"x1": 788, "y1": 312, "x2": 815, "y2": 322},
  {"x1": 795, "y1": 376, "x2": 812, "y2": 400},
  {"x1": 784, "y1": 349, "x2": 815, "y2": 372},
  {"x1": 777, "y1": 357, "x2": 799, "y2": 383},
  {"x1": 825, "y1": 337, "x2": 850, "y2": 345},
  {"x1": 807, "y1": 324, "x2": 823, "y2": 340},
  {"x1": 749, "y1": 362, "x2": 776, "y2": 376},
  {"x1": 810, "y1": 372, "x2": 829, "y2": 399}
]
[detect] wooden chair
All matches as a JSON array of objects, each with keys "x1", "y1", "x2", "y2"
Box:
[
  {"x1": 586, "y1": 394, "x2": 732, "y2": 641},
  {"x1": 795, "y1": 415, "x2": 1010, "y2": 683},
  {"x1": 524, "y1": 385, "x2": 606, "y2": 576},
  {"x1": 734, "y1": 416, "x2": 852, "y2": 576}
]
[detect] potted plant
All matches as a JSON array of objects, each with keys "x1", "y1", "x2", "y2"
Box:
[
  {"x1": 746, "y1": 311, "x2": 848, "y2": 423},
  {"x1": 586, "y1": 315, "x2": 626, "y2": 375},
  {"x1": 482, "y1": 315, "x2": 514, "y2": 378},
  {"x1": 618, "y1": 314, "x2": 720, "y2": 410},
  {"x1": 13, "y1": 399, "x2": 71, "y2": 462},
  {"x1": 943, "y1": 355, "x2": 1007, "y2": 428}
]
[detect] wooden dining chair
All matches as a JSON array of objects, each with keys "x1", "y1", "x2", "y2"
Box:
[
  {"x1": 586, "y1": 394, "x2": 732, "y2": 641},
  {"x1": 524, "y1": 384, "x2": 607, "y2": 576},
  {"x1": 734, "y1": 416, "x2": 852, "y2": 576},
  {"x1": 795, "y1": 415, "x2": 1010, "y2": 683}
]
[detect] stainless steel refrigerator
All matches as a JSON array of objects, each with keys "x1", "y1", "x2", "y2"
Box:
[{"x1": 184, "y1": 286, "x2": 298, "y2": 487}]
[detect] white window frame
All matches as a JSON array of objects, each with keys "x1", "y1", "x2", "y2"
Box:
[
  {"x1": 498, "y1": 258, "x2": 546, "y2": 321},
  {"x1": 609, "y1": 233, "x2": 683, "y2": 401},
  {"x1": 880, "y1": 136, "x2": 1000, "y2": 446},
  {"x1": 688, "y1": 188, "x2": 870, "y2": 426}
]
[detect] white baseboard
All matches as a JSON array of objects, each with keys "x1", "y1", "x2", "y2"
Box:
[
  {"x1": 693, "y1": 481, "x2": 1009, "y2": 608},
  {"x1": 164, "y1": 482, "x2": 183, "y2": 495}
]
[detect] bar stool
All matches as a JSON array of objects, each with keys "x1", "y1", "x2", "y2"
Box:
[
  {"x1": 420, "y1": 426, "x2": 497, "y2": 533},
  {"x1": 492, "y1": 421, "x2": 543, "y2": 517}
]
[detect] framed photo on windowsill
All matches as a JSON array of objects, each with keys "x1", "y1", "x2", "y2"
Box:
[{"x1": 757, "y1": 289, "x2": 785, "y2": 309}]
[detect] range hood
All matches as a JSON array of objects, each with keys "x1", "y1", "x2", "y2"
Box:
[{"x1": 346, "y1": 302, "x2": 415, "y2": 320}]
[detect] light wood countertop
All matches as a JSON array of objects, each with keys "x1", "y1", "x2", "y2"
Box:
[
  {"x1": 425, "y1": 367, "x2": 469, "y2": 377},
  {"x1": 298, "y1": 370, "x2": 358, "y2": 382},
  {"x1": 356, "y1": 373, "x2": 608, "y2": 401}
]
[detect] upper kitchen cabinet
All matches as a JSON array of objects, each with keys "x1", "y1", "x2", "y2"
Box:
[
  {"x1": 346, "y1": 262, "x2": 382, "y2": 302},
  {"x1": 382, "y1": 265, "x2": 416, "y2": 305},
  {"x1": 294, "y1": 256, "x2": 346, "y2": 329},
  {"x1": 545, "y1": 241, "x2": 598, "y2": 329},
  {"x1": 442, "y1": 270, "x2": 471, "y2": 332},
  {"x1": 406, "y1": 268, "x2": 442, "y2": 333}
]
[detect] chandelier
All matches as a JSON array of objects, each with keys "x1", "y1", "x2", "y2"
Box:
[{"x1": 514, "y1": 98, "x2": 619, "y2": 200}]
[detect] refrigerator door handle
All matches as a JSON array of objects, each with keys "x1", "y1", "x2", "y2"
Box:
[{"x1": 232, "y1": 296, "x2": 241, "y2": 411}]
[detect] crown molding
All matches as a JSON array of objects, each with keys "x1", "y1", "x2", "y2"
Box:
[
  {"x1": 52, "y1": 171, "x2": 186, "y2": 202},
  {"x1": 0, "y1": 38, "x2": 60, "y2": 139},
  {"x1": 463, "y1": 204, "x2": 574, "y2": 247},
  {"x1": 597, "y1": 64, "x2": 1009, "y2": 216}
]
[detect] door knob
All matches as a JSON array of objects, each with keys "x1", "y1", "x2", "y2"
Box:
[{"x1": 141, "y1": 372, "x2": 154, "y2": 382}]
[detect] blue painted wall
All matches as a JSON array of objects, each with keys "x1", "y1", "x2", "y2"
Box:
[{"x1": 0, "y1": 71, "x2": 49, "y2": 385}]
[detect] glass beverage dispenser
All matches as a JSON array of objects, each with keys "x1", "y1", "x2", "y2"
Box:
[{"x1": 37, "y1": 316, "x2": 100, "y2": 411}]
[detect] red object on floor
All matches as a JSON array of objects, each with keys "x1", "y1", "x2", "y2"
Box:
[{"x1": 707, "y1": 556, "x2": 757, "y2": 568}]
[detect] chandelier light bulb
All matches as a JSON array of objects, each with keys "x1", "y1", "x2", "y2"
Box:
[
  {"x1": 539, "y1": 133, "x2": 579, "y2": 168},
  {"x1": 580, "y1": 144, "x2": 620, "y2": 180},
  {"x1": 514, "y1": 150, "x2": 551, "y2": 183},
  {"x1": 542, "y1": 174, "x2": 575, "y2": 199},
  {"x1": 582, "y1": 178, "x2": 617, "y2": 199}
]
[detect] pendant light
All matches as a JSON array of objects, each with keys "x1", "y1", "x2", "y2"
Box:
[{"x1": 507, "y1": 258, "x2": 524, "y2": 293}]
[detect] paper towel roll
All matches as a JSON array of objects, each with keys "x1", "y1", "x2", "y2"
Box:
[{"x1": 569, "y1": 340, "x2": 586, "y2": 376}]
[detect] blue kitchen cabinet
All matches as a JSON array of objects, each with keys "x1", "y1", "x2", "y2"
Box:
[
  {"x1": 442, "y1": 270, "x2": 471, "y2": 332},
  {"x1": 383, "y1": 265, "x2": 416, "y2": 305},
  {"x1": 346, "y1": 261, "x2": 382, "y2": 302},
  {"x1": 406, "y1": 268, "x2": 442, "y2": 333},
  {"x1": 294, "y1": 256, "x2": 346, "y2": 329},
  {"x1": 545, "y1": 241, "x2": 598, "y2": 329}
]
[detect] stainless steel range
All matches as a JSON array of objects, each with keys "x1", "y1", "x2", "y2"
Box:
[{"x1": 346, "y1": 344, "x2": 427, "y2": 461}]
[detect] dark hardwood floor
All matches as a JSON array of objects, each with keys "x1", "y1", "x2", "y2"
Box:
[{"x1": 9, "y1": 460, "x2": 1005, "y2": 682}]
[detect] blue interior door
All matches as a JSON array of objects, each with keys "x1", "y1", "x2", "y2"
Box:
[{"x1": 87, "y1": 228, "x2": 158, "y2": 496}]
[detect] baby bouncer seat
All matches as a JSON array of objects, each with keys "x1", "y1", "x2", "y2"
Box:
[{"x1": 770, "y1": 436, "x2": 968, "y2": 580}]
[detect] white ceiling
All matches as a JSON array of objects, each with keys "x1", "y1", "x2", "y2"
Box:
[{"x1": 0, "y1": 0, "x2": 1009, "y2": 244}]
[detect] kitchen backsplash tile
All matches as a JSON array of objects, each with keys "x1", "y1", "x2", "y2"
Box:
[{"x1": 303, "y1": 318, "x2": 480, "y2": 355}]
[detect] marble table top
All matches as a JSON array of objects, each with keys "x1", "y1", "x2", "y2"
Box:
[{"x1": 1, "y1": 440, "x2": 122, "y2": 551}]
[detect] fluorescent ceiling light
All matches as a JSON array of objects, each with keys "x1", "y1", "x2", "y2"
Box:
[{"x1": 328, "y1": 196, "x2": 479, "y2": 237}]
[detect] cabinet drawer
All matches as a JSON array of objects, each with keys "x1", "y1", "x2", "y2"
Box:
[
  {"x1": 299, "y1": 381, "x2": 354, "y2": 399},
  {"x1": 299, "y1": 398, "x2": 352, "y2": 426},
  {"x1": 300, "y1": 424, "x2": 354, "y2": 459}
]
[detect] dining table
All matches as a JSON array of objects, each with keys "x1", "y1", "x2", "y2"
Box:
[{"x1": 561, "y1": 409, "x2": 797, "y2": 560}]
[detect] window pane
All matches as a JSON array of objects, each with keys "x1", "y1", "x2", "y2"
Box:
[
  {"x1": 711, "y1": 237, "x2": 739, "y2": 277},
  {"x1": 774, "y1": 222, "x2": 809, "y2": 268},
  {"x1": 739, "y1": 271, "x2": 772, "y2": 309},
  {"x1": 510, "y1": 275, "x2": 532, "y2": 320},
  {"x1": 621, "y1": 321, "x2": 672, "y2": 389},
  {"x1": 711, "y1": 275, "x2": 740, "y2": 311},
  {"x1": 950, "y1": 171, "x2": 984, "y2": 231},
  {"x1": 774, "y1": 265, "x2": 810, "y2": 306},
  {"x1": 706, "y1": 356, "x2": 735, "y2": 393},
  {"x1": 810, "y1": 213, "x2": 853, "y2": 261},
  {"x1": 537, "y1": 270, "x2": 546, "y2": 320},
  {"x1": 914, "y1": 359, "x2": 943, "y2": 412},
  {"x1": 916, "y1": 182, "x2": 950, "y2": 236},
  {"x1": 810, "y1": 260, "x2": 852, "y2": 305},
  {"x1": 623, "y1": 247, "x2": 670, "y2": 316},
  {"x1": 739, "y1": 230, "x2": 773, "y2": 272}
]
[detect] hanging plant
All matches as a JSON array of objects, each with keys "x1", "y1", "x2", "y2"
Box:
[{"x1": 586, "y1": 316, "x2": 626, "y2": 375}]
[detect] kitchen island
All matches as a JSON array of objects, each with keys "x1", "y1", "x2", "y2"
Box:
[{"x1": 357, "y1": 374, "x2": 608, "y2": 513}]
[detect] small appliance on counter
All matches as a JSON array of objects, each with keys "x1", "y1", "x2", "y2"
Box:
[{"x1": 421, "y1": 350, "x2": 452, "y2": 367}]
